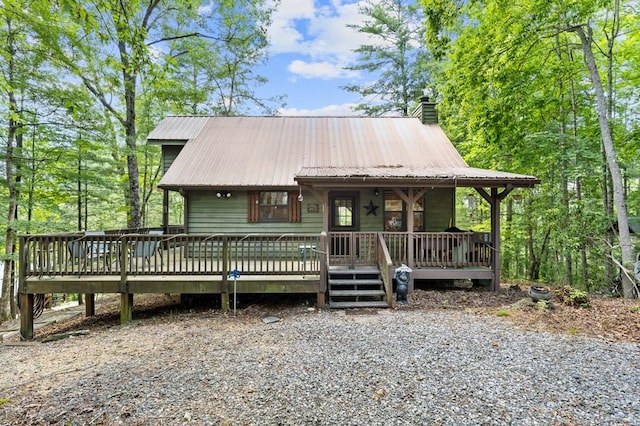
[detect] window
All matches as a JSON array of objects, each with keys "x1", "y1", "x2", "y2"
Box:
[
  {"x1": 384, "y1": 192, "x2": 424, "y2": 231},
  {"x1": 259, "y1": 191, "x2": 288, "y2": 222},
  {"x1": 384, "y1": 194, "x2": 403, "y2": 231},
  {"x1": 330, "y1": 193, "x2": 358, "y2": 231},
  {"x1": 247, "y1": 191, "x2": 301, "y2": 223}
]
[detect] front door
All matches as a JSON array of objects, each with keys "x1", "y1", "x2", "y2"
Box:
[{"x1": 329, "y1": 192, "x2": 359, "y2": 256}]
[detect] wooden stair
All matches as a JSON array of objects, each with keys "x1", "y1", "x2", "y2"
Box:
[{"x1": 328, "y1": 267, "x2": 389, "y2": 309}]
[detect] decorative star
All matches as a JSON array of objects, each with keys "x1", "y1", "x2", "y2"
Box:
[{"x1": 364, "y1": 200, "x2": 379, "y2": 216}]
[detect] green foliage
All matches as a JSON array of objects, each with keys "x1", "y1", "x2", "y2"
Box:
[
  {"x1": 342, "y1": 0, "x2": 432, "y2": 116},
  {"x1": 423, "y1": 0, "x2": 640, "y2": 288},
  {"x1": 0, "y1": 398, "x2": 11, "y2": 406},
  {"x1": 495, "y1": 309, "x2": 511, "y2": 317},
  {"x1": 555, "y1": 286, "x2": 591, "y2": 308}
]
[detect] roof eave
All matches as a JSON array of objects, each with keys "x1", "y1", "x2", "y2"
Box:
[{"x1": 294, "y1": 176, "x2": 540, "y2": 188}]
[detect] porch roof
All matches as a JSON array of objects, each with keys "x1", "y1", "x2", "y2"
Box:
[
  {"x1": 294, "y1": 166, "x2": 540, "y2": 188},
  {"x1": 149, "y1": 115, "x2": 539, "y2": 189}
]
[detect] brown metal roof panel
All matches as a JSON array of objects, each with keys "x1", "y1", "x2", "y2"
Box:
[
  {"x1": 156, "y1": 116, "x2": 537, "y2": 189},
  {"x1": 147, "y1": 116, "x2": 210, "y2": 142}
]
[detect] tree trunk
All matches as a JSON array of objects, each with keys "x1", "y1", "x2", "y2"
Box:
[
  {"x1": 527, "y1": 225, "x2": 551, "y2": 281},
  {"x1": 120, "y1": 40, "x2": 141, "y2": 229},
  {"x1": 574, "y1": 25, "x2": 634, "y2": 297},
  {"x1": 1, "y1": 20, "x2": 20, "y2": 321}
]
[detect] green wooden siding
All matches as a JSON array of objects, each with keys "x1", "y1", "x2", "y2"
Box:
[
  {"x1": 186, "y1": 188, "x2": 454, "y2": 234},
  {"x1": 187, "y1": 191, "x2": 323, "y2": 234},
  {"x1": 360, "y1": 193, "x2": 383, "y2": 232},
  {"x1": 162, "y1": 145, "x2": 184, "y2": 174},
  {"x1": 424, "y1": 188, "x2": 455, "y2": 231}
]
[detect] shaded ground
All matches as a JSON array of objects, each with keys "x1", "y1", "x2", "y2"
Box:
[{"x1": 5, "y1": 283, "x2": 639, "y2": 343}]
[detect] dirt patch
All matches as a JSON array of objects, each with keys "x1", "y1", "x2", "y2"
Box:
[{"x1": 5, "y1": 285, "x2": 640, "y2": 343}]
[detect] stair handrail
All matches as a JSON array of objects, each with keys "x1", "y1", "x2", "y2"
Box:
[{"x1": 376, "y1": 233, "x2": 394, "y2": 307}]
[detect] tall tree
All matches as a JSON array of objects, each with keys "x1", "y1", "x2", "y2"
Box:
[
  {"x1": 29, "y1": 0, "x2": 276, "y2": 228},
  {"x1": 419, "y1": 0, "x2": 638, "y2": 295},
  {"x1": 572, "y1": 23, "x2": 633, "y2": 296},
  {"x1": 0, "y1": 0, "x2": 51, "y2": 320},
  {"x1": 157, "y1": 0, "x2": 282, "y2": 116},
  {"x1": 343, "y1": 0, "x2": 431, "y2": 116}
]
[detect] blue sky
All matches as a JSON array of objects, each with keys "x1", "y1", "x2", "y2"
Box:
[{"x1": 256, "y1": 0, "x2": 377, "y2": 116}]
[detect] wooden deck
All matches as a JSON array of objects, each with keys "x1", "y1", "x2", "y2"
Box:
[{"x1": 17, "y1": 231, "x2": 495, "y2": 339}]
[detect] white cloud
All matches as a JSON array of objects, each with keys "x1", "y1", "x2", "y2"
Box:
[
  {"x1": 287, "y1": 59, "x2": 358, "y2": 80},
  {"x1": 279, "y1": 103, "x2": 361, "y2": 116},
  {"x1": 268, "y1": 0, "x2": 373, "y2": 80}
]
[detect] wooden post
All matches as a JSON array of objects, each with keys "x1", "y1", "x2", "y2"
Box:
[
  {"x1": 406, "y1": 188, "x2": 414, "y2": 271},
  {"x1": 221, "y1": 236, "x2": 229, "y2": 312},
  {"x1": 162, "y1": 189, "x2": 169, "y2": 232},
  {"x1": 490, "y1": 188, "x2": 501, "y2": 291},
  {"x1": 85, "y1": 293, "x2": 95, "y2": 317},
  {"x1": 476, "y1": 186, "x2": 512, "y2": 292},
  {"x1": 120, "y1": 293, "x2": 133, "y2": 324},
  {"x1": 19, "y1": 293, "x2": 34, "y2": 340},
  {"x1": 317, "y1": 232, "x2": 327, "y2": 308}
]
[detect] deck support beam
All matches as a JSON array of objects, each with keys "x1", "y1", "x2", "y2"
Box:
[
  {"x1": 120, "y1": 293, "x2": 133, "y2": 324},
  {"x1": 19, "y1": 293, "x2": 34, "y2": 340},
  {"x1": 85, "y1": 293, "x2": 95, "y2": 317}
]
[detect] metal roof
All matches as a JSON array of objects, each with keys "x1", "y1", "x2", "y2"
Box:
[
  {"x1": 149, "y1": 116, "x2": 539, "y2": 189},
  {"x1": 147, "y1": 116, "x2": 210, "y2": 142}
]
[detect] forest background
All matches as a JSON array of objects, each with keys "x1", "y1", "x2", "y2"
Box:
[{"x1": 1, "y1": 0, "x2": 639, "y2": 320}]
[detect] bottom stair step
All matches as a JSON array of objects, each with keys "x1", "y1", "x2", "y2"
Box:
[
  {"x1": 329, "y1": 301, "x2": 390, "y2": 309},
  {"x1": 330, "y1": 290, "x2": 385, "y2": 297}
]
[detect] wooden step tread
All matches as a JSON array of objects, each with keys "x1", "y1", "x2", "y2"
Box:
[
  {"x1": 329, "y1": 301, "x2": 390, "y2": 309},
  {"x1": 329, "y1": 269, "x2": 380, "y2": 276},
  {"x1": 330, "y1": 290, "x2": 385, "y2": 297},
  {"x1": 329, "y1": 279, "x2": 383, "y2": 286}
]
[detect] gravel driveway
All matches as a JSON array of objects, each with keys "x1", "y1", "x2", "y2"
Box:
[{"x1": 1, "y1": 309, "x2": 638, "y2": 425}]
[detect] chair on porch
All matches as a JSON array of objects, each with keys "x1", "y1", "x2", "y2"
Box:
[
  {"x1": 67, "y1": 231, "x2": 110, "y2": 272},
  {"x1": 132, "y1": 229, "x2": 163, "y2": 270}
]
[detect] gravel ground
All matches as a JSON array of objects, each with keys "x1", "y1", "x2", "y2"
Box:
[{"x1": 1, "y1": 306, "x2": 639, "y2": 425}]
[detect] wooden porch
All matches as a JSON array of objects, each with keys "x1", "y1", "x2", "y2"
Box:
[{"x1": 17, "y1": 231, "x2": 493, "y2": 339}]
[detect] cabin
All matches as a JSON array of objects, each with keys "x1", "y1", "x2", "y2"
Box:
[{"x1": 17, "y1": 98, "x2": 539, "y2": 339}]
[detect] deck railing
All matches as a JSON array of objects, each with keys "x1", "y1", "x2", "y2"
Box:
[
  {"x1": 327, "y1": 231, "x2": 491, "y2": 268},
  {"x1": 383, "y1": 232, "x2": 492, "y2": 268},
  {"x1": 20, "y1": 230, "x2": 491, "y2": 285},
  {"x1": 20, "y1": 233, "x2": 323, "y2": 279}
]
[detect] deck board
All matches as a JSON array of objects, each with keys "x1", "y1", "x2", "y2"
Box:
[{"x1": 24, "y1": 274, "x2": 321, "y2": 295}]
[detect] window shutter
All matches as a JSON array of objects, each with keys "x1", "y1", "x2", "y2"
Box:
[
  {"x1": 248, "y1": 191, "x2": 259, "y2": 222},
  {"x1": 288, "y1": 191, "x2": 301, "y2": 222}
]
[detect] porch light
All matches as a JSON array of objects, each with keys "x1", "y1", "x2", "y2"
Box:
[
  {"x1": 466, "y1": 193, "x2": 476, "y2": 210},
  {"x1": 297, "y1": 187, "x2": 304, "y2": 202},
  {"x1": 217, "y1": 191, "x2": 232, "y2": 198}
]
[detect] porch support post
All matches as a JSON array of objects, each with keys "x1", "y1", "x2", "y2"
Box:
[
  {"x1": 19, "y1": 293, "x2": 34, "y2": 340},
  {"x1": 85, "y1": 293, "x2": 95, "y2": 317},
  {"x1": 477, "y1": 186, "x2": 513, "y2": 291},
  {"x1": 406, "y1": 188, "x2": 414, "y2": 267},
  {"x1": 162, "y1": 189, "x2": 169, "y2": 232},
  {"x1": 490, "y1": 188, "x2": 501, "y2": 291},
  {"x1": 120, "y1": 293, "x2": 133, "y2": 324}
]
